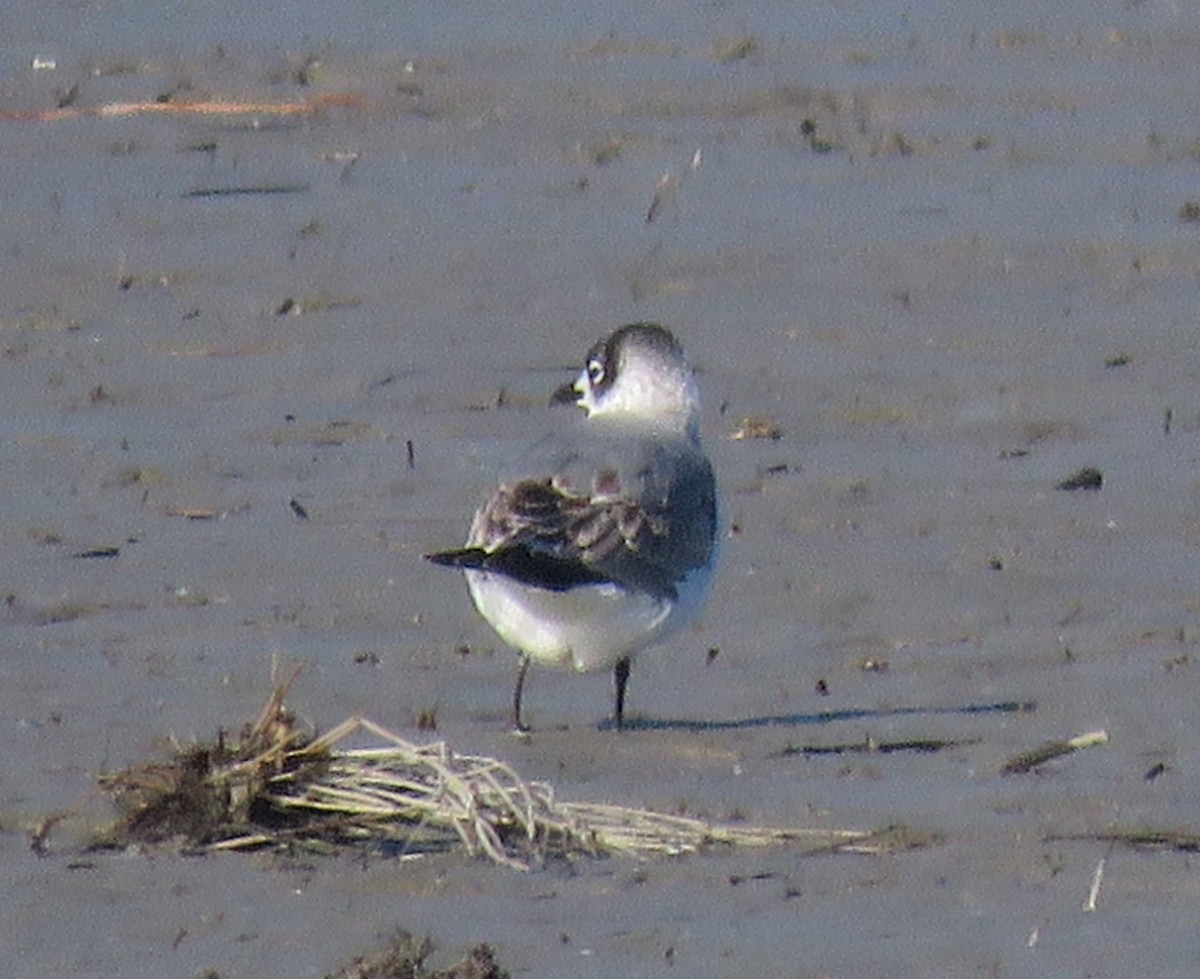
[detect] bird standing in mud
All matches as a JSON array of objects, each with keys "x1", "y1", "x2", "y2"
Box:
[{"x1": 426, "y1": 323, "x2": 718, "y2": 731}]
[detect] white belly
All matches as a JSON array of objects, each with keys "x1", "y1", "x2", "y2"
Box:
[{"x1": 464, "y1": 567, "x2": 712, "y2": 673}]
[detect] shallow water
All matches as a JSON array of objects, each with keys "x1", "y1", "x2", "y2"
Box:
[{"x1": 5, "y1": 1, "x2": 1200, "y2": 976}]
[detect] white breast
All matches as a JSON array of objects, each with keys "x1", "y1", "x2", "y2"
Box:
[{"x1": 464, "y1": 564, "x2": 713, "y2": 673}]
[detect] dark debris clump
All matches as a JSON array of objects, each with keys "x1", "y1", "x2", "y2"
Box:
[
  {"x1": 92, "y1": 682, "x2": 324, "y2": 851},
  {"x1": 325, "y1": 932, "x2": 509, "y2": 979}
]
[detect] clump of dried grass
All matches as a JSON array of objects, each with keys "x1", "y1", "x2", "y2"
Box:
[{"x1": 94, "y1": 684, "x2": 896, "y2": 870}]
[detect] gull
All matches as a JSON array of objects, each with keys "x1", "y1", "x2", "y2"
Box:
[{"x1": 425, "y1": 323, "x2": 717, "y2": 731}]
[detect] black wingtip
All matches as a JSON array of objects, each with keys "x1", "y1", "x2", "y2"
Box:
[
  {"x1": 424, "y1": 548, "x2": 486, "y2": 569},
  {"x1": 426, "y1": 543, "x2": 611, "y2": 592}
]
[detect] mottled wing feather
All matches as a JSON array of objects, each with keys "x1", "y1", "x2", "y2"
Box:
[{"x1": 459, "y1": 439, "x2": 716, "y2": 600}]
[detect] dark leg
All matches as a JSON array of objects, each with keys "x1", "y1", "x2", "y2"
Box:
[
  {"x1": 512, "y1": 655, "x2": 531, "y2": 732},
  {"x1": 613, "y1": 656, "x2": 631, "y2": 730}
]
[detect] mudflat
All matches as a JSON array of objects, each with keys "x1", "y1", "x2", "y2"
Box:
[{"x1": 4, "y1": 3, "x2": 1200, "y2": 976}]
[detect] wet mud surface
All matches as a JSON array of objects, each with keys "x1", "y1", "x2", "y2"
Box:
[{"x1": 6, "y1": 2, "x2": 1200, "y2": 976}]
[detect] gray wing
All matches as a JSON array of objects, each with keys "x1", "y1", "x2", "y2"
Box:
[{"x1": 437, "y1": 429, "x2": 716, "y2": 600}]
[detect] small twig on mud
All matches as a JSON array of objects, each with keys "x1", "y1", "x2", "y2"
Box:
[
  {"x1": 1000, "y1": 730, "x2": 1108, "y2": 775},
  {"x1": 0, "y1": 93, "x2": 366, "y2": 123}
]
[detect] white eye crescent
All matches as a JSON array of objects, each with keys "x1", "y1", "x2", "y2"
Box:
[{"x1": 586, "y1": 357, "x2": 606, "y2": 386}]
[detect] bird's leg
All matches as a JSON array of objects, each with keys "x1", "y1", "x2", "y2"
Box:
[
  {"x1": 511, "y1": 655, "x2": 532, "y2": 733},
  {"x1": 613, "y1": 656, "x2": 631, "y2": 730}
]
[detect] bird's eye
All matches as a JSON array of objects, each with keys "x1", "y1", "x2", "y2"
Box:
[{"x1": 586, "y1": 357, "x2": 606, "y2": 386}]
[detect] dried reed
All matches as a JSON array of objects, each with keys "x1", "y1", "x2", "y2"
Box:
[{"x1": 99, "y1": 686, "x2": 895, "y2": 870}]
